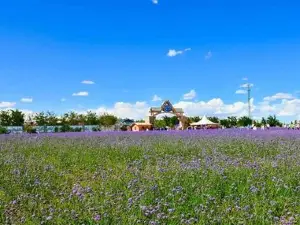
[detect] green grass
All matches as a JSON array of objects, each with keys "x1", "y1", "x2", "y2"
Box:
[{"x1": 0, "y1": 134, "x2": 299, "y2": 224}]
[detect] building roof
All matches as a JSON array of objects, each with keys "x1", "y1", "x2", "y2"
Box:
[
  {"x1": 190, "y1": 115, "x2": 219, "y2": 126},
  {"x1": 150, "y1": 107, "x2": 184, "y2": 113},
  {"x1": 132, "y1": 122, "x2": 153, "y2": 126}
]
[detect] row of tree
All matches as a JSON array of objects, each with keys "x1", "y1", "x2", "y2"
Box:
[{"x1": 0, "y1": 109, "x2": 283, "y2": 128}]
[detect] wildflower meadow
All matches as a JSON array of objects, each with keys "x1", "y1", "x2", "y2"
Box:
[{"x1": 0, "y1": 130, "x2": 299, "y2": 224}]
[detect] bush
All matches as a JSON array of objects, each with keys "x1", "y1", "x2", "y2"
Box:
[
  {"x1": 25, "y1": 126, "x2": 37, "y2": 134},
  {"x1": 60, "y1": 124, "x2": 72, "y2": 132},
  {"x1": 73, "y1": 127, "x2": 82, "y2": 132},
  {"x1": 92, "y1": 126, "x2": 101, "y2": 132},
  {"x1": 0, "y1": 126, "x2": 8, "y2": 134},
  {"x1": 54, "y1": 127, "x2": 59, "y2": 133}
]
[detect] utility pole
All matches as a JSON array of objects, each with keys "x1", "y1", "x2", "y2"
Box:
[{"x1": 247, "y1": 83, "x2": 251, "y2": 119}]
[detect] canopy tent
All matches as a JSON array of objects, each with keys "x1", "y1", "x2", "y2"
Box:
[{"x1": 190, "y1": 115, "x2": 219, "y2": 126}]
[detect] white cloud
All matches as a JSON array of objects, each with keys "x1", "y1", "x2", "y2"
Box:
[
  {"x1": 167, "y1": 48, "x2": 191, "y2": 57},
  {"x1": 152, "y1": 95, "x2": 162, "y2": 102},
  {"x1": 93, "y1": 102, "x2": 149, "y2": 120},
  {"x1": 235, "y1": 89, "x2": 247, "y2": 94},
  {"x1": 205, "y1": 51, "x2": 212, "y2": 60},
  {"x1": 240, "y1": 83, "x2": 254, "y2": 88},
  {"x1": 72, "y1": 91, "x2": 300, "y2": 121},
  {"x1": 72, "y1": 91, "x2": 89, "y2": 96},
  {"x1": 183, "y1": 90, "x2": 196, "y2": 100},
  {"x1": 0, "y1": 101, "x2": 16, "y2": 108},
  {"x1": 20, "y1": 98, "x2": 33, "y2": 103},
  {"x1": 263, "y1": 93, "x2": 294, "y2": 102},
  {"x1": 61, "y1": 98, "x2": 67, "y2": 102},
  {"x1": 81, "y1": 80, "x2": 95, "y2": 85},
  {"x1": 152, "y1": 0, "x2": 158, "y2": 4}
]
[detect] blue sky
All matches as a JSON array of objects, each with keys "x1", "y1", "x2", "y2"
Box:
[{"x1": 1, "y1": 0, "x2": 300, "y2": 120}]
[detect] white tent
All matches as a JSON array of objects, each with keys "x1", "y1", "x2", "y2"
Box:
[{"x1": 190, "y1": 115, "x2": 219, "y2": 126}]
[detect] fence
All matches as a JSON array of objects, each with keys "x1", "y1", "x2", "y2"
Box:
[{"x1": 4, "y1": 125, "x2": 117, "y2": 134}]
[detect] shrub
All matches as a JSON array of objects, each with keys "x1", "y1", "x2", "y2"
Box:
[
  {"x1": 0, "y1": 126, "x2": 8, "y2": 134},
  {"x1": 60, "y1": 124, "x2": 72, "y2": 132},
  {"x1": 54, "y1": 127, "x2": 59, "y2": 133},
  {"x1": 73, "y1": 127, "x2": 82, "y2": 132},
  {"x1": 92, "y1": 126, "x2": 101, "y2": 132}
]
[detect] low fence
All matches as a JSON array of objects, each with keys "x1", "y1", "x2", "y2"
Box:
[{"x1": 4, "y1": 125, "x2": 117, "y2": 134}]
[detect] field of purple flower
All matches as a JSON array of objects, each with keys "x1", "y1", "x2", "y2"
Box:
[{"x1": 0, "y1": 130, "x2": 299, "y2": 224}]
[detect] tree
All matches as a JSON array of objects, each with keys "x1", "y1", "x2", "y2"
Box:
[
  {"x1": 34, "y1": 112, "x2": 47, "y2": 126},
  {"x1": 208, "y1": 116, "x2": 219, "y2": 123},
  {"x1": 0, "y1": 110, "x2": 12, "y2": 126},
  {"x1": 227, "y1": 116, "x2": 237, "y2": 127},
  {"x1": 154, "y1": 119, "x2": 166, "y2": 129},
  {"x1": 99, "y1": 113, "x2": 118, "y2": 127},
  {"x1": 46, "y1": 111, "x2": 58, "y2": 126},
  {"x1": 237, "y1": 116, "x2": 252, "y2": 127},
  {"x1": 86, "y1": 111, "x2": 99, "y2": 125},
  {"x1": 261, "y1": 117, "x2": 267, "y2": 126},
  {"x1": 267, "y1": 115, "x2": 281, "y2": 127},
  {"x1": 189, "y1": 116, "x2": 200, "y2": 122},
  {"x1": 10, "y1": 110, "x2": 25, "y2": 126}
]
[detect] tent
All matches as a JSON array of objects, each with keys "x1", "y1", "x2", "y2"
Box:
[{"x1": 190, "y1": 115, "x2": 220, "y2": 128}]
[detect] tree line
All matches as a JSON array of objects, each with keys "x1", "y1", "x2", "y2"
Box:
[{"x1": 0, "y1": 109, "x2": 283, "y2": 131}]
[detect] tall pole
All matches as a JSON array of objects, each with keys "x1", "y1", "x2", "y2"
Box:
[{"x1": 247, "y1": 83, "x2": 251, "y2": 119}]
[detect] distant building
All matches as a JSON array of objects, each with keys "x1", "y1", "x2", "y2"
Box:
[{"x1": 130, "y1": 123, "x2": 153, "y2": 132}]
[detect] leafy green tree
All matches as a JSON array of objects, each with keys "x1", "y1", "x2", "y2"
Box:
[
  {"x1": 10, "y1": 110, "x2": 25, "y2": 126},
  {"x1": 0, "y1": 110, "x2": 12, "y2": 126},
  {"x1": 237, "y1": 116, "x2": 252, "y2": 127},
  {"x1": 135, "y1": 119, "x2": 145, "y2": 123},
  {"x1": 86, "y1": 111, "x2": 99, "y2": 125},
  {"x1": 189, "y1": 116, "x2": 200, "y2": 122},
  {"x1": 208, "y1": 116, "x2": 219, "y2": 123},
  {"x1": 99, "y1": 113, "x2": 118, "y2": 127},
  {"x1": 154, "y1": 119, "x2": 166, "y2": 129},
  {"x1": 261, "y1": 117, "x2": 267, "y2": 126},
  {"x1": 267, "y1": 115, "x2": 281, "y2": 127},
  {"x1": 34, "y1": 112, "x2": 47, "y2": 126},
  {"x1": 46, "y1": 111, "x2": 58, "y2": 126},
  {"x1": 228, "y1": 116, "x2": 237, "y2": 127}
]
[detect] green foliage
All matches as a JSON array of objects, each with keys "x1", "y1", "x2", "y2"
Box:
[
  {"x1": 23, "y1": 124, "x2": 37, "y2": 134},
  {"x1": 60, "y1": 124, "x2": 72, "y2": 132},
  {"x1": 208, "y1": 116, "x2": 219, "y2": 123},
  {"x1": 86, "y1": 111, "x2": 99, "y2": 125},
  {"x1": 10, "y1": 110, "x2": 25, "y2": 126},
  {"x1": 92, "y1": 126, "x2": 101, "y2": 132},
  {"x1": 154, "y1": 119, "x2": 167, "y2": 128},
  {"x1": 0, "y1": 111, "x2": 12, "y2": 126},
  {"x1": 237, "y1": 116, "x2": 253, "y2": 127},
  {"x1": 0, "y1": 126, "x2": 8, "y2": 134},
  {"x1": 99, "y1": 113, "x2": 118, "y2": 127},
  {"x1": 267, "y1": 115, "x2": 282, "y2": 127}
]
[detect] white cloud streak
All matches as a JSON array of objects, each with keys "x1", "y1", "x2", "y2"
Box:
[
  {"x1": 72, "y1": 91, "x2": 89, "y2": 96},
  {"x1": 167, "y1": 48, "x2": 191, "y2": 57},
  {"x1": 152, "y1": 95, "x2": 162, "y2": 102},
  {"x1": 20, "y1": 98, "x2": 33, "y2": 103},
  {"x1": 81, "y1": 80, "x2": 95, "y2": 85},
  {"x1": 183, "y1": 90, "x2": 196, "y2": 100},
  {"x1": 0, "y1": 101, "x2": 16, "y2": 108}
]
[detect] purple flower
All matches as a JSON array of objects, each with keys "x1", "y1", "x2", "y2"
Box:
[{"x1": 93, "y1": 214, "x2": 101, "y2": 221}]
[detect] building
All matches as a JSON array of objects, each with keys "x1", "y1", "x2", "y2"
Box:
[{"x1": 130, "y1": 122, "x2": 153, "y2": 132}]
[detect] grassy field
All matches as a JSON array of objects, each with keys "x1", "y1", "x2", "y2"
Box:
[{"x1": 0, "y1": 130, "x2": 299, "y2": 224}]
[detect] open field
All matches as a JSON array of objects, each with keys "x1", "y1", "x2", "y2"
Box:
[{"x1": 0, "y1": 130, "x2": 299, "y2": 224}]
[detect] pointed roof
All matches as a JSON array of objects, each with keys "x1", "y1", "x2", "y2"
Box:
[{"x1": 190, "y1": 115, "x2": 219, "y2": 126}]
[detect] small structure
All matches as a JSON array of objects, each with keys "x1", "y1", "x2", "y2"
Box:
[
  {"x1": 190, "y1": 115, "x2": 220, "y2": 129},
  {"x1": 148, "y1": 100, "x2": 187, "y2": 130},
  {"x1": 130, "y1": 122, "x2": 153, "y2": 132}
]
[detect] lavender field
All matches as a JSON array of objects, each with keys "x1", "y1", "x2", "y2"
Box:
[{"x1": 0, "y1": 130, "x2": 299, "y2": 224}]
